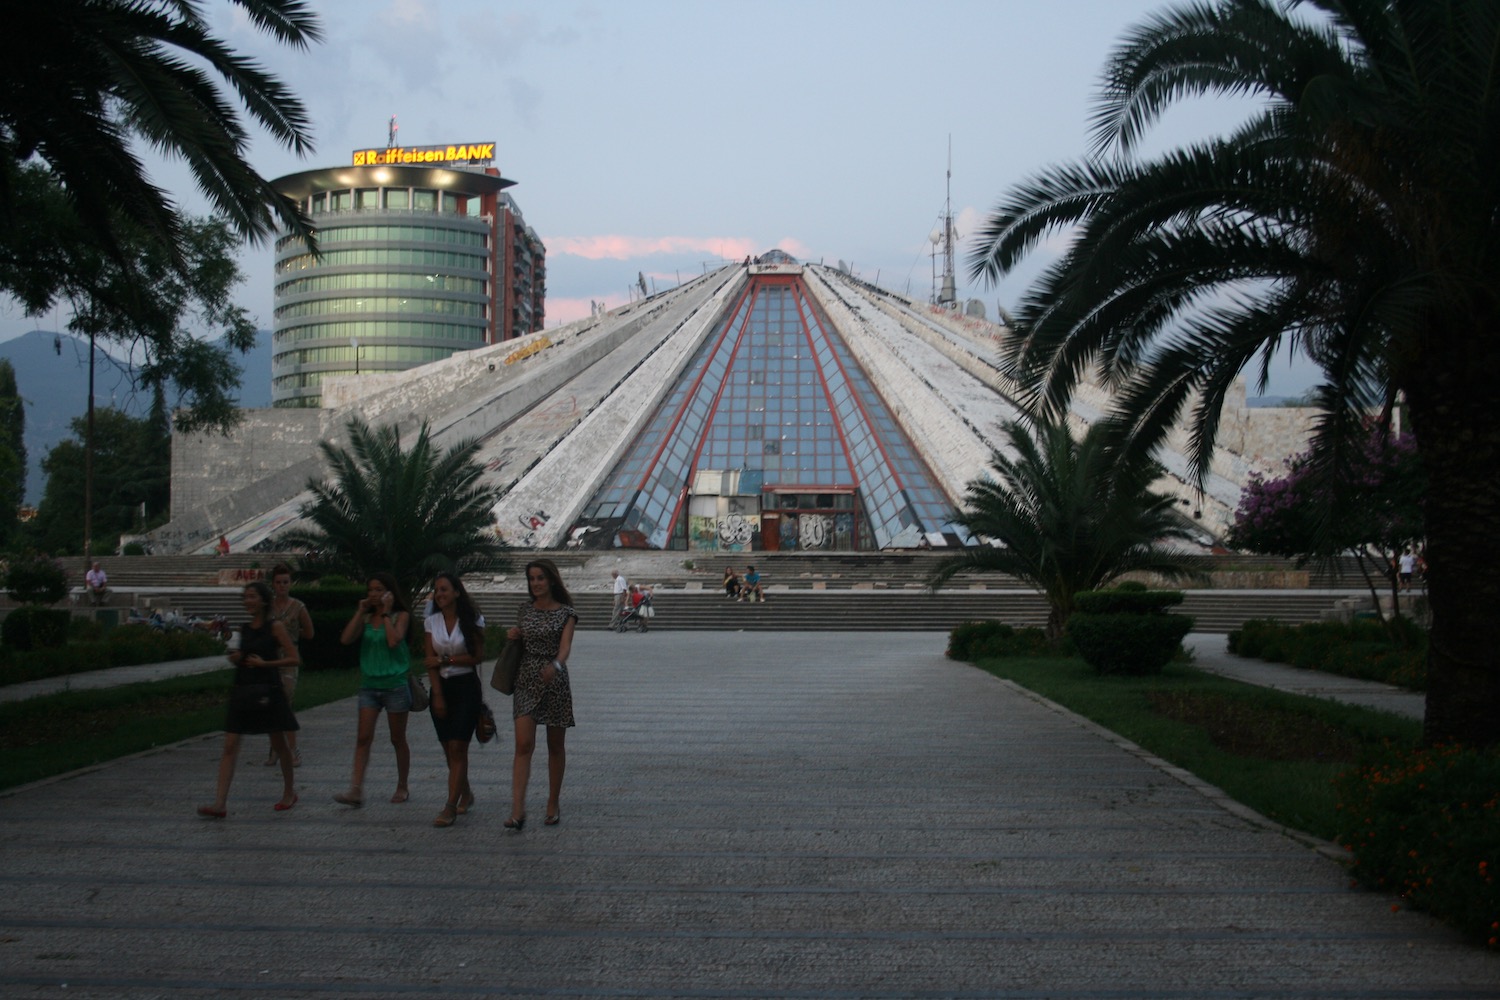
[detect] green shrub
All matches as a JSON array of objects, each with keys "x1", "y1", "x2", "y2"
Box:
[
  {"x1": 291, "y1": 584, "x2": 366, "y2": 672},
  {"x1": 121, "y1": 542, "x2": 147, "y2": 556},
  {"x1": 4, "y1": 553, "x2": 68, "y2": 606},
  {"x1": 105, "y1": 625, "x2": 224, "y2": 665},
  {"x1": 1073, "y1": 589, "x2": 1185, "y2": 615},
  {"x1": 946, "y1": 620, "x2": 1014, "y2": 660},
  {"x1": 1226, "y1": 618, "x2": 1428, "y2": 691},
  {"x1": 1068, "y1": 612, "x2": 1193, "y2": 675},
  {"x1": 1, "y1": 607, "x2": 71, "y2": 651},
  {"x1": 1335, "y1": 744, "x2": 1500, "y2": 949},
  {"x1": 67, "y1": 616, "x2": 107, "y2": 642},
  {"x1": 971, "y1": 626, "x2": 1070, "y2": 659},
  {"x1": 1114, "y1": 580, "x2": 1149, "y2": 592}
]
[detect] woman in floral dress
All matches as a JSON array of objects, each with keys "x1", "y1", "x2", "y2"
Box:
[{"x1": 505, "y1": 558, "x2": 577, "y2": 830}]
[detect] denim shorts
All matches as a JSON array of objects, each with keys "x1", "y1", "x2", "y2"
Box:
[{"x1": 358, "y1": 684, "x2": 412, "y2": 713}]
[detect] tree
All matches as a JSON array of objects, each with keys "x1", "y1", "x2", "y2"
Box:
[
  {"x1": 1227, "y1": 428, "x2": 1425, "y2": 626},
  {"x1": 0, "y1": 359, "x2": 24, "y2": 549},
  {"x1": 29, "y1": 408, "x2": 171, "y2": 556},
  {"x1": 0, "y1": 0, "x2": 320, "y2": 275},
  {"x1": 927, "y1": 419, "x2": 1198, "y2": 639},
  {"x1": 277, "y1": 418, "x2": 509, "y2": 605},
  {"x1": 966, "y1": 0, "x2": 1500, "y2": 746}
]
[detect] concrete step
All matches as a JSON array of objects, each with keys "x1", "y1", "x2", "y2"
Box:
[{"x1": 137, "y1": 589, "x2": 1349, "y2": 635}]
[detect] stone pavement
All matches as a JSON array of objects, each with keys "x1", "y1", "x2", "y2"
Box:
[{"x1": 1, "y1": 631, "x2": 1496, "y2": 998}]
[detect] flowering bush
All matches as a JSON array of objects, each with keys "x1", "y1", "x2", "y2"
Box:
[{"x1": 1335, "y1": 744, "x2": 1500, "y2": 948}]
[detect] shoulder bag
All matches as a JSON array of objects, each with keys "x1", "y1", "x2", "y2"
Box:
[
  {"x1": 489, "y1": 605, "x2": 525, "y2": 696},
  {"x1": 407, "y1": 672, "x2": 430, "y2": 712}
]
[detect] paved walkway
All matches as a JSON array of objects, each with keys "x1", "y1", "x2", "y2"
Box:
[{"x1": 1, "y1": 632, "x2": 1493, "y2": 998}]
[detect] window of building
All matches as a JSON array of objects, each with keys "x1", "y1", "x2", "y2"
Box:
[
  {"x1": 413, "y1": 189, "x2": 437, "y2": 211},
  {"x1": 357, "y1": 188, "x2": 380, "y2": 209},
  {"x1": 442, "y1": 193, "x2": 459, "y2": 214},
  {"x1": 384, "y1": 188, "x2": 409, "y2": 210},
  {"x1": 329, "y1": 190, "x2": 352, "y2": 211}
]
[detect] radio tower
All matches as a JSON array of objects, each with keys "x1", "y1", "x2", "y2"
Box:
[
  {"x1": 387, "y1": 115, "x2": 398, "y2": 148},
  {"x1": 938, "y1": 137, "x2": 958, "y2": 309}
]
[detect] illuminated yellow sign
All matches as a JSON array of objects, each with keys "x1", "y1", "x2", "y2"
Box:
[
  {"x1": 352, "y1": 143, "x2": 496, "y2": 166},
  {"x1": 504, "y1": 336, "x2": 552, "y2": 366}
]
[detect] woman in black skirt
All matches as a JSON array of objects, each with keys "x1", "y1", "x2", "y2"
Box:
[
  {"x1": 423, "y1": 572, "x2": 486, "y2": 828},
  {"x1": 198, "y1": 581, "x2": 301, "y2": 818}
]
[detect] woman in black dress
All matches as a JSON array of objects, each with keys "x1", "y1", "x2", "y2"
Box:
[
  {"x1": 197, "y1": 581, "x2": 301, "y2": 818},
  {"x1": 505, "y1": 559, "x2": 577, "y2": 830}
]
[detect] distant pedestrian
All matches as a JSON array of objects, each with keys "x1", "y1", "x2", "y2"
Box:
[
  {"x1": 722, "y1": 566, "x2": 741, "y2": 599},
  {"x1": 610, "y1": 569, "x2": 629, "y2": 627},
  {"x1": 197, "y1": 581, "x2": 300, "y2": 819},
  {"x1": 1398, "y1": 549, "x2": 1416, "y2": 592},
  {"x1": 215, "y1": 534, "x2": 231, "y2": 557},
  {"x1": 264, "y1": 564, "x2": 314, "y2": 768},
  {"x1": 334, "y1": 572, "x2": 412, "y2": 808}
]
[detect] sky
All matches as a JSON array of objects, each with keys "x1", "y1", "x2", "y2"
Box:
[{"x1": 0, "y1": 0, "x2": 1321, "y2": 396}]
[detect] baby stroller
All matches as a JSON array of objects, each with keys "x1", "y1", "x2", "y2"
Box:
[{"x1": 613, "y1": 593, "x2": 653, "y2": 633}]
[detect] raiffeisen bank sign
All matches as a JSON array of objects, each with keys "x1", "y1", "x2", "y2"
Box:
[{"x1": 352, "y1": 142, "x2": 496, "y2": 166}]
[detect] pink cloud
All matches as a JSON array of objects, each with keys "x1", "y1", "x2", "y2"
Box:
[
  {"x1": 547, "y1": 294, "x2": 627, "y2": 325},
  {"x1": 546, "y1": 234, "x2": 813, "y2": 261}
]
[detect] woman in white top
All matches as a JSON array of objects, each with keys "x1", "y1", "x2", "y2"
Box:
[{"x1": 423, "y1": 572, "x2": 486, "y2": 828}]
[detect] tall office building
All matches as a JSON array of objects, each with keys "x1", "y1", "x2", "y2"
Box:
[{"x1": 269, "y1": 141, "x2": 545, "y2": 407}]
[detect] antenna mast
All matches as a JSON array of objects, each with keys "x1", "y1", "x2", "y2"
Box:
[
  {"x1": 387, "y1": 115, "x2": 398, "y2": 148},
  {"x1": 938, "y1": 136, "x2": 957, "y2": 309}
]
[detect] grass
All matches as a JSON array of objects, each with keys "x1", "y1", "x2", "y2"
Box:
[
  {"x1": 0, "y1": 668, "x2": 360, "y2": 791},
  {"x1": 976, "y1": 654, "x2": 1422, "y2": 842}
]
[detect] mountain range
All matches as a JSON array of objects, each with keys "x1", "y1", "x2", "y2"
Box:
[{"x1": 0, "y1": 329, "x2": 273, "y2": 504}]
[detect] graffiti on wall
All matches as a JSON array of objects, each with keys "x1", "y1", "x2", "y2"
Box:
[
  {"x1": 716, "y1": 513, "x2": 754, "y2": 550},
  {"x1": 799, "y1": 514, "x2": 831, "y2": 550}
]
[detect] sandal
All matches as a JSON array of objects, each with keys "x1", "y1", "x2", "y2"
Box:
[
  {"x1": 503, "y1": 814, "x2": 526, "y2": 831},
  {"x1": 196, "y1": 805, "x2": 227, "y2": 819},
  {"x1": 456, "y1": 792, "x2": 474, "y2": 815},
  {"x1": 433, "y1": 805, "x2": 457, "y2": 828},
  {"x1": 390, "y1": 788, "x2": 410, "y2": 804},
  {"x1": 333, "y1": 790, "x2": 363, "y2": 807}
]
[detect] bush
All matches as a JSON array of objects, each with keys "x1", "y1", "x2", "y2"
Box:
[
  {"x1": 1, "y1": 607, "x2": 71, "y2": 651},
  {"x1": 1069, "y1": 612, "x2": 1194, "y2": 675},
  {"x1": 947, "y1": 620, "x2": 1014, "y2": 660},
  {"x1": 1335, "y1": 744, "x2": 1500, "y2": 949},
  {"x1": 1073, "y1": 589, "x2": 1185, "y2": 615},
  {"x1": 105, "y1": 625, "x2": 224, "y2": 665},
  {"x1": 121, "y1": 542, "x2": 147, "y2": 556},
  {"x1": 1226, "y1": 618, "x2": 1428, "y2": 691},
  {"x1": 1114, "y1": 580, "x2": 1149, "y2": 592},
  {"x1": 4, "y1": 553, "x2": 68, "y2": 606}
]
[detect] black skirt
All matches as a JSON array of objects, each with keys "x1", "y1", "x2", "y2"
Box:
[{"x1": 431, "y1": 671, "x2": 481, "y2": 743}]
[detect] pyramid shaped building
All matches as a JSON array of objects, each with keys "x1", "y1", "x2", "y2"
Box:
[{"x1": 162, "y1": 256, "x2": 1309, "y2": 554}]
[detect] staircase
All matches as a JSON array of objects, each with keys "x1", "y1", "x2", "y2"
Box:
[{"x1": 98, "y1": 549, "x2": 1354, "y2": 635}]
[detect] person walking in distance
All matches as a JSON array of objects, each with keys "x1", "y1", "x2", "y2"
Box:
[
  {"x1": 506, "y1": 559, "x2": 577, "y2": 830},
  {"x1": 334, "y1": 573, "x2": 413, "y2": 807},
  {"x1": 265, "y1": 564, "x2": 314, "y2": 768},
  {"x1": 610, "y1": 568, "x2": 629, "y2": 628}
]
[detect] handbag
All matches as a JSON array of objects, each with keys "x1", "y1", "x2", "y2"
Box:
[
  {"x1": 490, "y1": 606, "x2": 525, "y2": 695},
  {"x1": 229, "y1": 682, "x2": 277, "y2": 714},
  {"x1": 407, "y1": 673, "x2": 430, "y2": 712},
  {"x1": 475, "y1": 702, "x2": 496, "y2": 743},
  {"x1": 491, "y1": 641, "x2": 521, "y2": 695}
]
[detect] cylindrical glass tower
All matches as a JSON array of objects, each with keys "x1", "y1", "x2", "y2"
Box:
[{"x1": 269, "y1": 163, "x2": 516, "y2": 407}]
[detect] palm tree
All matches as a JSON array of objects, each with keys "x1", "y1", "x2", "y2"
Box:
[
  {"x1": 966, "y1": 0, "x2": 1500, "y2": 747},
  {"x1": 278, "y1": 418, "x2": 509, "y2": 604},
  {"x1": 0, "y1": 0, "x2": 321, "y2": 269},
  {"x1": 928, "y1": 419, "x2": 1198, "y2": 640}
]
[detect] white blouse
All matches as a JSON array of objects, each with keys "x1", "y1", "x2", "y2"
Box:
[{"x1": 424, "y1": 612, "x2": 485, "y2": 677}]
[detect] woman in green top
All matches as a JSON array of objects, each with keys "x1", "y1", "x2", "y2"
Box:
[{"x1": 333, "y1": 572, "x2": 413, "y2": 807}]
